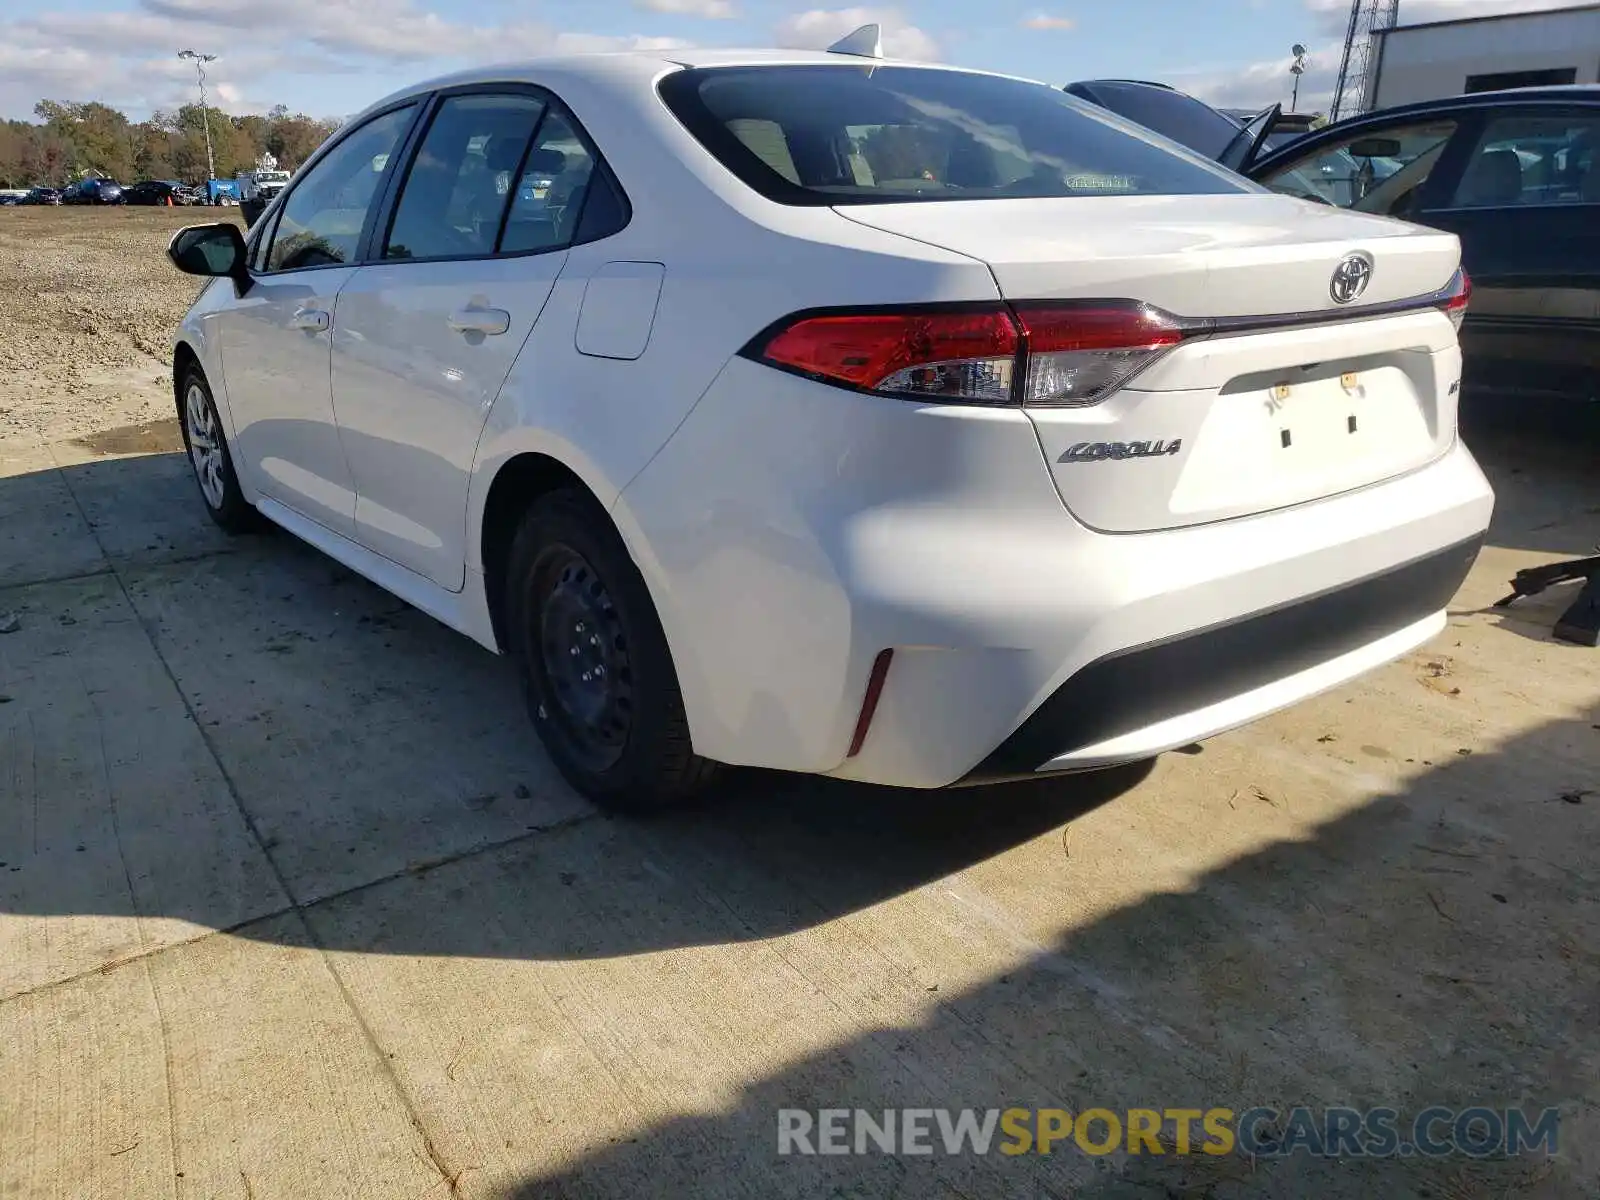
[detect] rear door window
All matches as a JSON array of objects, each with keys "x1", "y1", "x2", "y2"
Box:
[
  {"x1": 658, "y1": 65, "x2": 1252, "y2": 206},
  {"x1": 500, "y1": 110, "x2": 597, "y2": 253},
  {"x1": 382, "y1": 93, "x2": 547, "y2": 261},
  {"x1": 1446, "y1": 112, "x2": 1600, "y2": 208}
]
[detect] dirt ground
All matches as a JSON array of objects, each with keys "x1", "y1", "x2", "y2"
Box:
[{"x1": 1, "y1": 207, "x2": 1598, "y2": 1200}]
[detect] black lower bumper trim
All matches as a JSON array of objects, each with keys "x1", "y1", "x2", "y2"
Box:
[{"x1": 958, "y1": 535, "x2": 1484, "y2": 786}]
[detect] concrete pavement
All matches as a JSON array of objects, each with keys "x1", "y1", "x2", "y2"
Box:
[{"x1": 2, "y1": 421, "x2": 1597, "y2": 1199}]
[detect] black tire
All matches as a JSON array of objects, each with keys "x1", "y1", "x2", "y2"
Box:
[
  {"x1": 177, "y1": 364, "x2": 261, "y2": 534},
  {"x1": 505, "y1": 488, "x2": 719, "y2": 812}
]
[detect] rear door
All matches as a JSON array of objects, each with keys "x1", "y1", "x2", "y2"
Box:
[
  {"x1": 330, "y1": 89, "x2": 602, "y2": 590},
  {"x1": 1408, "y1": 105, "x2": 1600, "y2": 402}
]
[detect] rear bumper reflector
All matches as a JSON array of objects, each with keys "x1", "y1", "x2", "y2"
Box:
[{"x1": 847, "y1": 649, "x2": 896, "y2": 758}]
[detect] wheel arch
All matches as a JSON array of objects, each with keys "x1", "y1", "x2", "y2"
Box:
[
  {"x1": 171, "y1": 340, "x2": 201, "y2": 419},
  {"x1": 478, "y1": 451, "x2": 608, "y2": 655}
]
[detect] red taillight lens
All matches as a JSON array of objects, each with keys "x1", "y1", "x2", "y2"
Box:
[
  {"x1": 757, "y1": 308, "x2": 1020, "y2": 404},
  {"x1": 1013, "y1": 303, "x2": 1186, "y2": 407},
  {"x1": 1438, "y1": 268, "x2": 1471, "y2": 332},
  {"x1": 750, "y1": 301, "x2": 1192, "y2": 408}
]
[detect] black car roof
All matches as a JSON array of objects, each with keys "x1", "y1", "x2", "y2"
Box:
[
  {"x1": 1251, "y1": 84, "x2": 1600, "y2": 172},
  {"x1": 1334, "y1": 84, "x2": 1599, "y2": 124}
]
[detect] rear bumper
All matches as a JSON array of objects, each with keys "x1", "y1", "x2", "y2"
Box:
[
  {"x1": 957, "y1": 534, "x2": 1478, "y2": 784},
  {"x1": 618, "y1": 358, "x2": 1495, "y2": 788}
]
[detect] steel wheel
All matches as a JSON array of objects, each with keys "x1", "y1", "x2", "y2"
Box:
[
  {"x1": 532, "y1": 544, "x2": 635, "y2": 773},
  {"x1": 185, "y1": 379, "x2": 226, "y2": 510}
]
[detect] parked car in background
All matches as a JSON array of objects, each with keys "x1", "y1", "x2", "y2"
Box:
[
  {"x1": 0, "y1": 190, "x2": 26, "y2": 206},
  {"x1": 25, "y1": 187, "x2": 64, "y2": 205},
  {"x1": 124, "y1": 180, "x2": 184, "y2": 205},
  {"x1": 1222, "y1": 107, "x2": 1321, "y2": 153},
  {"x1": 163, "y1": 38, "x2": 1490, "y2": 811},
  {"x1": 171, "y1": 184, "x2": 205, "y2": 206},
  {"x1": 1069, "y1": 82, "x2": 1600, "y2": 409},
  {"x1": 1063, "y1": 80, "x2": 1275, "y2": 168},
  {"x1": 63, "y1": 178, "x2": 125, "y2": 205}
]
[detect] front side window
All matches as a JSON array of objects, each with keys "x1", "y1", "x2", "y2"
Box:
[
  {"x1": 383, "y1": 93, "x2": 547, "y2": 261},
  {"x1": 1258, "y1": 119, "x2": 1457, "y2": 217},
  {"x1": 1447, "y1": 113, "x2": 1600, "y2": 208},
  {"x1": 658, "y1": 65, "x2": 1252, "y2": 205},
  {"x1": 266, "y1": 104, "x2": 416, "y2": 272}
]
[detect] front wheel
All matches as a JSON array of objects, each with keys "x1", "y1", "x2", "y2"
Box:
[
  {"x1": 178, "y1": 366, "x2": 260, "y2": 534},
  {"x1": 505, "y1": 489, "x2": 719, "y2": 813}
]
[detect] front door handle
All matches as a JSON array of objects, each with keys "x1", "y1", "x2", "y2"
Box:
[
  {"x1": 447, "y1": 307, "x2": 511, "y2": 336},
  {"x1": 290, "y1": 307, "x2": 330, "y2": 332}
]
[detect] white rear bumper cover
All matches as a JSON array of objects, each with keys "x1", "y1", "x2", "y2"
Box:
[{"x1": 617, "y1": 359, "x2": 1494, "y2": 788}]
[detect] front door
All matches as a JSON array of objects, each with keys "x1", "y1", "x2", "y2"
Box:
[
  {"x1": 332, "y1": 92, "x2": 601, "y2": 589},
  {"x1": 218, "y1": 102, "x2": 419, "y2": 537}
]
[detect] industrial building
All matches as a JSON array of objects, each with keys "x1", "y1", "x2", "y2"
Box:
[{"x1": 1361, "y1": 3, "x2": 1600, "y2": 110}]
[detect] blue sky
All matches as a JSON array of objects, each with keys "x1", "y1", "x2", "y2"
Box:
[{"x1": 1, "y1": 0, "x2": 1585, "y2": 122}]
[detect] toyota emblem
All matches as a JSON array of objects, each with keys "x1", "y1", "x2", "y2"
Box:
[{"x1": 1330, "y1": 253, "x2": 1374, "y2": 304}]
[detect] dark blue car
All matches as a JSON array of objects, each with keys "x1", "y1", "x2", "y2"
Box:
[
  {"x1": 1066, "y1": 81, "x2": 1600, "y2": 409},
  {"x1": 64, "y1": 178, "x2": 125, "y2": 205}
]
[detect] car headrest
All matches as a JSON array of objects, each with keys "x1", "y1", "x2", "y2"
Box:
[
  {"x1": 1582, "y1": 162, "x2": 1600, "y2": 203},
  {"x1": 1459, "y1": 148, "x2": 1522, "y2": 206},
  {"x1": 525, "y1": 148, "x2": 568, "y2": 177},
  {"x1": 484, "y1": 136, "x2": 527, "y2": 174}
]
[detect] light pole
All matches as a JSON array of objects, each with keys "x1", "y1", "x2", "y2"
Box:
[
  {"x1": 1289, "y1": 43, "x2": 1309, "y2": 113},
  {"x1": 178, "y1": 49, "x2": 217, "y2": 191}
]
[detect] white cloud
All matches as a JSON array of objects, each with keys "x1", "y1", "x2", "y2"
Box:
[
  {"x1": 774, "y1": 8, "x2": 941, "y2": 61},
  {"x1": 1020, "y1": 14, "x2": 1075, "y2": 31},
  {"x1": 0, "y1": 0, "x2": 695, "y2": 120},
  {"x1": 1171, "y1": 0, "x2": 1600, "y2": 116},
  {"x1": 636, "y1": 0, "x2": 737, "y2": 18},
  {"x1": 1304, "y1": 0, "x2": 1597, "y2": 36},
  {"x1": 1171, "y1": 47, "x2": 1336, "y2": 114}
]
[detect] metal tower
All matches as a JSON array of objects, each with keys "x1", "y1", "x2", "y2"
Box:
[{"x1": 1329, "y1": 0, "x2": 1400, "y2": 122}]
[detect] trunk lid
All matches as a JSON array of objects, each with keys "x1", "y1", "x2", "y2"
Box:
[{"x1": 837, "y1": 193, "x2": 1465, "y2": 533}]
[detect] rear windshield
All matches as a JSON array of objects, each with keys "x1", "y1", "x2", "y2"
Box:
[{"x1": 657, "y1": 65, "x2": 1252, "y2": 206}]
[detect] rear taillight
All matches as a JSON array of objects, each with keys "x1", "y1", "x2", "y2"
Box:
[
  {"x1": 758, "y1": 308, "x2": 1019, "y2": 404},
  {"x1": 1013, "y1": 303, "x2": 1185, "y2": 407},
  {"x1": 1438, "y1": 268, "x2": 1471, "y2": 332},
  {"x1": 747, "y1": 301, "x2": 1188, "y2": 407}
]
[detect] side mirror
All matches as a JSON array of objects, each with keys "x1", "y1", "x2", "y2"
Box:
[
  {"x1": 1347, "y1": 136, "x2": 1402, "y2": 159},
  {"x1": 167, "y1": 222, "x2": 249, "y2": 289}
]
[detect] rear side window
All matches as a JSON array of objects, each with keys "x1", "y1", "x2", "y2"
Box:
[
  {"x1": 658, "y1": 65, "x2": 1250, "y2": 206},
  {"x1": 383, "y1": 93, "x2": 547, "y2": 261},
  {"x1": 1447, "y1": 113, "x2": 1600, "y2": 208},
  {"x1": 500, "y1": 110, "x2": 596, "y2": 254}
]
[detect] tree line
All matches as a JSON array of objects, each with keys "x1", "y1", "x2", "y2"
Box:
[{"x1": 0, "y1": 100, "x2": 344, "y2": 188}]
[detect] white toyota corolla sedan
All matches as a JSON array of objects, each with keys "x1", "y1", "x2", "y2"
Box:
[{"x1": 166, "y1": 30, "x2": 1493, "y2": 811}]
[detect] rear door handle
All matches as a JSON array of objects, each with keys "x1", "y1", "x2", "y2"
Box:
[
  {"x1": 447, "y1": 307, "x2": 511, "y2": 336},
  {"x1": 290, "y1": 307, "x2": 329, "y2": 332}
]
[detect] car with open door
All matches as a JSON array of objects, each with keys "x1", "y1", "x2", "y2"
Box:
[
  {"x1": 1069, "y1": 81, "x2": 1600, "y2": 410},
  {"x1": 162, "y1": 31, "x2": 1491, "y2": 812}
]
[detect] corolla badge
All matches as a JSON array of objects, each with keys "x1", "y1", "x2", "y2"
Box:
[
  {"x1": 1330, "y1": 253, "x2": 1374, "y2": 305},
  {"x1": 1058, "y1": 439, "x2": 1182, "y2": 463}
]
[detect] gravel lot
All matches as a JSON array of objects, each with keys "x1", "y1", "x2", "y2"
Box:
[
  {"x1": 1, "y1": 208, "x2": 1597, "y2": 1200},
  {"x1": 0, "y1": 206, "x2": 236, "y2": 443}
]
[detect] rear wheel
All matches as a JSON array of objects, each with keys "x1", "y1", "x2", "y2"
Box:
[
  {"x1": 179, "y1": 365, "x2": 259, "y2": 534},
  {"x1": 505, "y1": 489, "x2": 719, "y2": 812}
]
